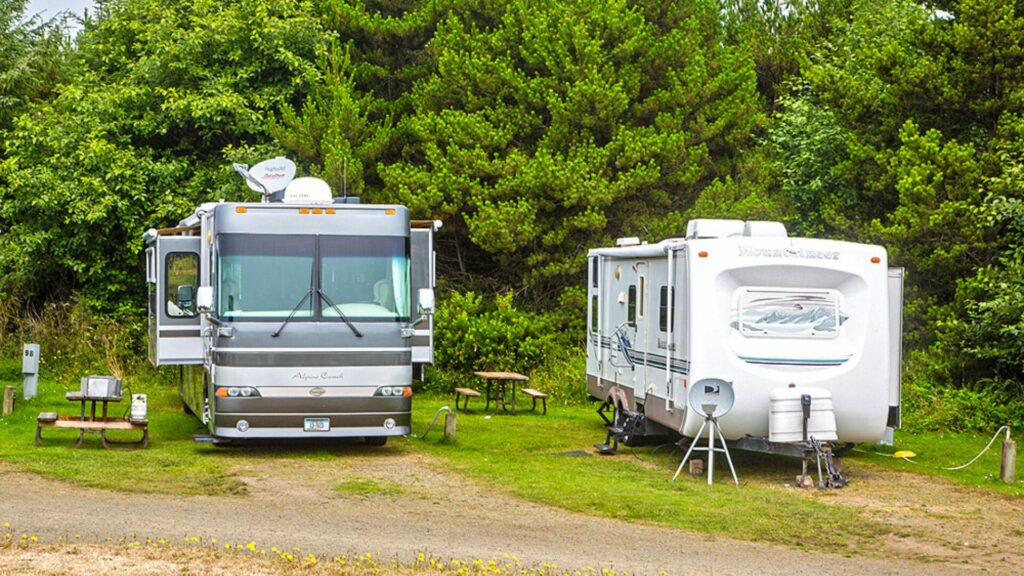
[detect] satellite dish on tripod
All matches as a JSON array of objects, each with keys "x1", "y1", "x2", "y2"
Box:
[
  {"x1": 672, "y1": 378, "x2": 739, "y2": 487},
  {"x1": 687, "y1": 377, "x2": 735, "y2": 419}
]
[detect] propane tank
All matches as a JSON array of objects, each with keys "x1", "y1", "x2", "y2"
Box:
[{"x1": 130, "y1": 394, "x2": 148, "y2": 420}]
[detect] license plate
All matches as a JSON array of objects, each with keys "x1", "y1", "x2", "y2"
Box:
[{"x1": 303, "y1": 418, "x2": 330, "y2": 432}]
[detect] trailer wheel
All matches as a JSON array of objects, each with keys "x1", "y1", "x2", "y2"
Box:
[{"x1": 364, "y1": 436, "x2": 388, "y2": 447}]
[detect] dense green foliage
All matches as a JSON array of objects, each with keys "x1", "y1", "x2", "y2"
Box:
[{"x1": 4, "y1": 0, "x2": 1024, "y2": 430}]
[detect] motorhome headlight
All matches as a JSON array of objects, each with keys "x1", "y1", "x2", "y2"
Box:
[
  {"x1": 384, "y1": 418, "x2": 396, "y2": 430},
  {"x1": 375, "y1": 386, "x2": 412, "y2": 397},
  {"x1": 236, "y1": 419, "x2": 249, "y2": 432},
  {"x1": 215, "y1": 386, "x2": 261, "y2": 398}
]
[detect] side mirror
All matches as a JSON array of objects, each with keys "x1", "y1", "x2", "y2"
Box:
[
  {"x1": 196, "y1": 286, "x2": 214, "y2": 313},
  {"x1": 417, "y1": 288, "x2": 435, "y2": 315}
]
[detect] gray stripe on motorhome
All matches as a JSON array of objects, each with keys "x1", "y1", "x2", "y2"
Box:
[
  {"x1": 215, "y1": 350, "x2": 411, "y2": 367},
  {"x1": 159, "y1": 330, "x2": 201, "y2": 338},
  {"x1": 216, "y1": 322, "x2": 406, "y2": 349}
]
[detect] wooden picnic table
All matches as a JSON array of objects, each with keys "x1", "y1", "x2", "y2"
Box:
[
  {"x1": 473, "y1": 371, "x2": 529, "y2": 415},
  {"x1": 35, "y1": 392, "x2": 149, "y2": 450}
]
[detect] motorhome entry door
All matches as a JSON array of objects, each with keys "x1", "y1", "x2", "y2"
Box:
[
  {"x1": 410, "y1": 227, "x2": 435, "y2": 367},
  {"x1": 633, "y1": 261, "x2": 649, "y2": 395},
  {"x1": 151, "y1": 235, "x2": 203, "y2": 365}
]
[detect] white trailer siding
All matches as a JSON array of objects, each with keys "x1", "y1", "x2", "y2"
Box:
[{"x1": 587, "y1": 230, "x2": 895, "y2": 445}]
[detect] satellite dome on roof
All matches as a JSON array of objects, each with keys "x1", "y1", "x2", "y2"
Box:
[{"x1": 283, "y1": 177, "x2": 333, "y2": 204}]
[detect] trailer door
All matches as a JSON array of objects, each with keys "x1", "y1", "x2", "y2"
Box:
[
  {"x1": 887, "y1": 268, "x2": 904, "y2": 428},
  {"x1": 410, "y1": 225, "x2": 436, "y2": 370},
  {"x1": 150, "y1": 235, "x2": 203, "y2": 365}
]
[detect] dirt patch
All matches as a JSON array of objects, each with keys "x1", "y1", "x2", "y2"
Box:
[{"x1": 797, "y1": 460, "x2": 1024, "y2": 567}]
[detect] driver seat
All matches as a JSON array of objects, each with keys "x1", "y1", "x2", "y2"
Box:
[{"x1": 373, "y1": 280, "x2": 393, "y2": 310}]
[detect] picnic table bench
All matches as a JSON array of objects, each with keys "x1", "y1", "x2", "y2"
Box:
[
  {"x1": 458, "y1": 371, "x2": 546, "y2": 415},
  {"x1": 35, "y1": 392, "x2": 149, "y2": 450}
]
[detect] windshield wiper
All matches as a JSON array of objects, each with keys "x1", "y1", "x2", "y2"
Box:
[
  {"x1": 271, "y1": 289, "x2": 313, "y2": 338},
  {"x1": 318, "y1": 289, "x2": 364, "y2": 338}
]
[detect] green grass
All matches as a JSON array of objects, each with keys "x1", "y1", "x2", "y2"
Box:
[
  {"x1": 0, "y1": 369, "x2": 237, "y2": 496},
  {"x1": 335, "y1": 477, "x2": 405, "y2": 496},
  {"x1": 405, "y1": 398, "x2": 884, "y2": 548},
  {"x1": 2, "y1": 364, "x2": 1021, "y2": 550},
  {"x1": 847, "y1": 429, "x2": 1024, "y2": 496}
]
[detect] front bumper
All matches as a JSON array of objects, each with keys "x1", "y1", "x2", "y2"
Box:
[{"x1": 212, "y1": 396, "x2": 411, "y2": 439}]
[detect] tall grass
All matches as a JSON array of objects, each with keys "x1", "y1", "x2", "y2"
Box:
[{"x1": 0, "y1": 294, "x2": 147, "y2": 384}]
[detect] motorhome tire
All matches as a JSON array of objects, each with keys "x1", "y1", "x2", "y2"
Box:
[{"x1": 364, "y1": 436, "x2": 388, "y2": 447}]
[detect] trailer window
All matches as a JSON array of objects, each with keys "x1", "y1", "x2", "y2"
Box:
[
  {"x1": 627, "y1": 285, "x2": 636, "y2": 326},
  {"x1": 217, "y1": 235, "x2": 315, "y2": 319},
  {"x1": 591, "y1": 257, "x2": 599, "y2": 287},
  {"x1": 590, "y1": 295, "x2": 598, "y2": 333},
  {"x1": 165, "y1": 253, "x2": 198, "y2": 318},
  {"x1": 738, "y1": 289, "x2": 841, "y2": 339},
  {"x1": 659, "y1": 286, "x2": 674, "y2": 332}
]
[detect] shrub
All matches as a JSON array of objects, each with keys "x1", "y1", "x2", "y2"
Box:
[
  {"x1": 901, "y1": 350, "x2": 1024, "y2": 433},
  {"x1": 427, "y1": 291, "x2": 576, "y2": 393}
]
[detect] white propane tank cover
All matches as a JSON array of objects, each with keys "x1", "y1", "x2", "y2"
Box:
[
  {"x1": 283, "y1": 177, "x2": 333, "y2": 204},
  {"x1": 743, "y1": 221, "x2": 788, "y2": 237},
  {"x1": 768, "y1": 386, "x2": 839, "y2": 443},
  {"x1": 616, "y1": 237, "x2": 641, "y2": 247},
  {"x1": 685, "y1": 219, "x2": 745, "y2": 239}
]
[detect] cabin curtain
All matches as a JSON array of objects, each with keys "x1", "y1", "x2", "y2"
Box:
[{"x1": 392, "y1": 256, "x2": 410, "y2": 317}]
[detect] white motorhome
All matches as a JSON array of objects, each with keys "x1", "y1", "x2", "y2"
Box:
[
  {"x1": 586, "y1": 219, "x2": 902, "y2": 460},
  {"x1": 144, "y1": 158, "x2": 438, "y2": 445}
]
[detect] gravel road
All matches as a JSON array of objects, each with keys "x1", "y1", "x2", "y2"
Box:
[{"x1": 0, "y1": 453, "x2": 997, "y2": 576}]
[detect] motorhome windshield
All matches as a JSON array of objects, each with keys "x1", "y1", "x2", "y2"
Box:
[
  {"x1": 320, "y1": 235, "x2": 409, "y2": 321},
  {"x1": 216, "y1": 234, "x2": 410, "y2": 322},
  {"x1": 218, "y1": 235, "x2": 315, "y2": 319}
]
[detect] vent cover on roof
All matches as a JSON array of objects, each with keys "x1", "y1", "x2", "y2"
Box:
[
  {"x1": 616, "y1": 237, "x2": 641, "y2": 247},
  {"x1": 685, "y1": 219, "x2": 745, "y2": 239},
  {"x1": 743, "y1": 221, "x2": 788, "y2": 237}
]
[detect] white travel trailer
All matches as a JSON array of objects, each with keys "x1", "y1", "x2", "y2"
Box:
[
  {"x1": 144, "y1": 158, "x2": 438, "y2": 444},
  {"x1": 586, "y1": 219, "x2": 902, "y2": 465}
]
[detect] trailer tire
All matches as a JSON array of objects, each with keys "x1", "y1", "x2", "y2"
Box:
[{"x1": 364, "y1": 436, "x2": 388, "y2": 447}]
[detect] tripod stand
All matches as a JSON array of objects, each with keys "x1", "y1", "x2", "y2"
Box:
[{"x1": 672, "y1": 411, "x2": 739, "y2": 487}]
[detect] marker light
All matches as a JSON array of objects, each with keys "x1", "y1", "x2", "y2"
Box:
[
  {"x1": 235, "y1": 207, "x2": 247, "y2": 214},
  {"x1": 871, "y1": 256, "x2": 881, "y2": 264},
  {"x1": 215, "y1": 386, "x2": 261, "y2": 398},
  {"x1": 698, "y1": 251, "x2": 709, "y2": 258},
  {"x1": 385, "y1": 209, "x2": 396, "y2": 215}
]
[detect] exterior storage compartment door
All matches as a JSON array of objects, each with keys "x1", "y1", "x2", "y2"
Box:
[
  {"x1": 410, "y1": 226, "x2": 436, "y2": 368},
  {"x1": 151, "y1": 235, "x2": 203, "y2": 365}
]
